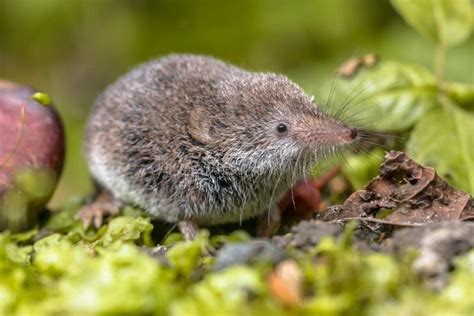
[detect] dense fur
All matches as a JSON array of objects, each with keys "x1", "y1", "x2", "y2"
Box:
[{"x1": 85, "y1": 55, "x2": 357, "y2": 225}]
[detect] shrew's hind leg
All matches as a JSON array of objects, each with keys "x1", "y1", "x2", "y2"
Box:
[
  {"x1": 178, "y1": 220, "x2": 199, "y2": 241},
  {"x1": 256, "y1": 204, "x2": 282, "y2": 237},
  {"x1": 78, "y1": 190, "x2": 122, "y2": 228}
]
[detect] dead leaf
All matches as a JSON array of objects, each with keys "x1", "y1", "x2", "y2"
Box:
[
  {"x1": 337, "y1": 54, "x2": 379, "y2": 78},
  {"x1": 319, "y1": 151, "x2": 473, "y2": 229}
]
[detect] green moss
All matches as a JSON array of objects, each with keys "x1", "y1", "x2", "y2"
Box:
[{"x1": 0, "y1": 209, "x2": 472, "y2": 315}]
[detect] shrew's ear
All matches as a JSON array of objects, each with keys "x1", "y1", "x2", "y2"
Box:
[{"x1": 187, "y1": 105, "x2": 217, "y2": 145}]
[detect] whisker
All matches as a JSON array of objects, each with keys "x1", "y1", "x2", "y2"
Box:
[
  {"x1": 333, "y1": 81, "x2": 402, "y2": 125},
  {"x1": 267, "y1": 170, "x2": 284, "y2": 226},
  {"x1": 334, "y1": 78, "x2": 378, "y2": 120},
  {"x1": 336, "y1": 82, "x2": 377, "y2": 121},
  {"x1": 290, "y1": 150, "x2": 303, "y2": 211},
  {"x1": 328, "y1": 49, "x2": 361, "y2": 115},
  {"x1": 359, "y1": 131, "x2": 405, "y2": 140},
  {"x1": 323, "y1": 71, "x2": 339, "y2": 115},
  {"x1": 302, "y1": 154, "x2": 308, "y2": 181},
  {"x1": 163, "y1": 223, "x2": 178, "y2": 240},
  {"x1": 358, "y1": 140, "x2": 390, "y2": 149}
]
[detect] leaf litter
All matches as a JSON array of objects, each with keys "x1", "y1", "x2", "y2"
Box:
[{"x1": 319, "y1": 150, "x2": 473, "y2": 229}]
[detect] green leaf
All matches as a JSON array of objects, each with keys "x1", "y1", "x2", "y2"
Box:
[
  {"x1": 391, "y1": 0, "x2": 473, "y2": 47},
  {"x1": 336, "y1": 61, "x2": 437, "y2": 131},
  {"x1": 445, "y1": 81, "x2": 474, "y2": 111},
  {"x1": 407, "y1": 106, "x2": 474, "y2": 193}
]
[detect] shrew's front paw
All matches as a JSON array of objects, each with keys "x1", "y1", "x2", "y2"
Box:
[{"x1": 77, "y1": 191, "x2": 121, "y2": 228}]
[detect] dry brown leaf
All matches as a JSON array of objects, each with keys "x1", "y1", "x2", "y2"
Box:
[
  {"x1": 337, "y1": 54, "x2": 379, "y2": 78},
  {"x1": 320, "y1": 151, "x2": 473, "y2": 229}
]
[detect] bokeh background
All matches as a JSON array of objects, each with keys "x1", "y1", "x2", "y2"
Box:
[{"x1": 1, "y1": 0, "x2": 472, "y2": 207}]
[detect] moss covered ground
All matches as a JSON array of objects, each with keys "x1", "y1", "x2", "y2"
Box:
[{"x1": 1, "y1": 200, "x2": 473, "y2": 316}]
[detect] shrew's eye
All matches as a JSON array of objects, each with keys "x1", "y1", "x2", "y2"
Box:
[{"x1": 276, "y1": 123, "x2": 288, "y2": 134}]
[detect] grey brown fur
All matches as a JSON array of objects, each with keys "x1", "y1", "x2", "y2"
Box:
[{"x1": 85, "y1": 54, "x2": 357, "y2": 226}]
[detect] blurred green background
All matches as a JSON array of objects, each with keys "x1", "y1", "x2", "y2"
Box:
[{"x1": 1, "y1": 0, "x2": 472, "y2": 207}]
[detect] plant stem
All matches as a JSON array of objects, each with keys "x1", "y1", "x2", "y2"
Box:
[{"x1": 434, "y1": 44, "x2": 446, "y2": 88}]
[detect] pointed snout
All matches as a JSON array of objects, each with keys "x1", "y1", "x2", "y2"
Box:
[
  {"x1": 344, "y1": 127, "x2": 358, "y2": 141},
  {"x1": 334, "y1": 125, "x2": 358, "y2": 143},
  {"x1": 292, "y1": 113, "x2": 359, "y2": 147}
]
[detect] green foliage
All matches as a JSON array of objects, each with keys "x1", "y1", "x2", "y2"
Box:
[
  {"x1": 341, "y1": 0, "x2": 474, "y2": 193},
  {"x1": 444, "y1": 81, "x2": 474, "y2": 110},
  {"x1": 441, "y1": 251, "x2": 474, "y2": 312},
  {"x1": 391, "y1": 0, "x2": 473, "y2": 47},
  {"x1": 407, "y1": 106, "x2": 474, "y2": 193},
  {"x1": 167, "y1": 231, "x2": 209, "y2": 278},
  {"x1": 1, "y1": 212, "x2": 473, "y2": 316},
  {"x1": 367, "y1": 251, "x2": 474, "y2": 316},
  {"x1": 170, "y1": 266, "x2": 269, "y2": 316}
]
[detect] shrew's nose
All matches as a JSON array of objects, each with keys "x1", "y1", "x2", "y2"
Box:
[{"x1": 349, "y1": 127, "x2": 358, "y2": 139}]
